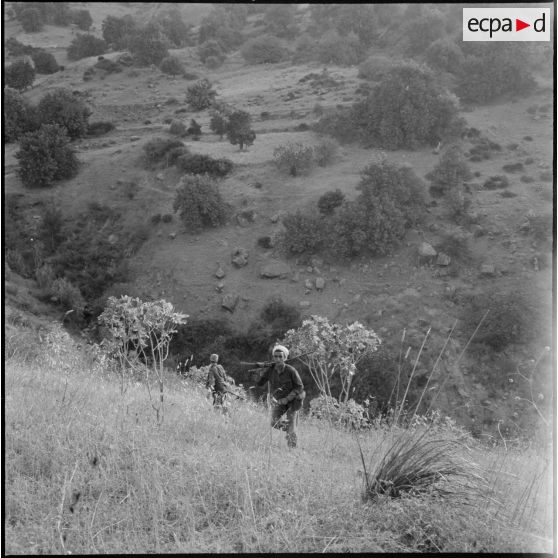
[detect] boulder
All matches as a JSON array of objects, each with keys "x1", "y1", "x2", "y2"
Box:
[
  {"x1": 231, "y1": 247, "x2": 249, "y2": 268},
  {"x1": 418, "y1": 242, "x2": 437, "y2": 258},
  {"x1": 304, "y1": 279, "x2": 313, "y2": 289},
  {"x1": 299, "y1": 301, "x2": 311, "y2": 308},
  {"x1": 222, "y1": 293, "x2": 239, "y2": 312},
  {"x1": 315, "y1": 277, "x2": 326, "y2": 290},
  {"x1": 260, "y1": 260, "x2": 291, "y2": 278},
  {"x1": 215, "y1": 265, "x2": 226, "y2": 279},
  {"x1": 436, "y1": 253, "x2": 451, "y2": 266},
  {"x1": 479, "y1": 264, "x2": 496, "y2": 277}
]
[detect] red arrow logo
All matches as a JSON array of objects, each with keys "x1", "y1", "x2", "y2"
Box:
[{"x1": 516, "y1": 18, "x2": 530, "y2": 31}]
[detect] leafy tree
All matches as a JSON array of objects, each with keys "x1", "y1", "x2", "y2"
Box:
[
  {"x1": 226, "y1": 110, "x2": 255, "y2": 151},
  {"x1": 101, "y1": 14, "x2": 136, "y2": 49},
  {"x1": 16, "y1": 124, "x2": 79, "y2": 188},
  {"x1": 159, "y1": 55, "x2": 184, "y2": 76},
  {"x1": 99, "y1": 295, "x2": 188, "y2": 416},
  {"x1": 67, "y1": 34, "x2": 107, "y2": 61},
  {"x1": 401, "y1": 8, "x2": 446, "y2": 55},
  {"x1": 426, "y1": 145, "x2": 472, "y2": 197},
  {"x1": 4, "y1": 87, "x2": 38, "y2": 142},
  {"x1": 38, "y1": 88, "x2": 91, "y2": 139},
  {"x1": 281, "y1": 212, "x2": 326, "y2": 254},
  {"x1": 241, "y1": 34, "x2": 286, "y2": 64},
  {"x1": 309, "y1": 4, "x2": 377, "y2": 46},
  {"x1": 273, "y1": 142, "x2": 314, "y2": 176},
  {"x1": 20, "y1": 8, "x2": 42, "y2": 32},
  {"x1": 354, "y1": 62, "x2": 461, "y2": 149},
  {"x1": 263, "y1": 4, "x2": 298, "y2": 38},
  {"x1": 71, "y1": 9, "x2": 93, "y2": 30},
  {"x1": 5, "y1": 60, "x2": 35, "y2": 91},
  {"x1": 425, "y1": 38, "x2": 464, "y2": 74},
  {"x1": 282, "y1": 315, "x2": 381, "y2": 403},
  {"x1": 209, "y1": 110, "x2": 229, "y2": 139},
  {"x1": 317, "y1": 189, "x2": 345, "y2": 215},
  {"x1": 155, "y1": 8, "x2": 193, "y2": 47},
  {"x1": 198, "y1": 7, "x2": 244, "y2": 50},
  {"x1": 317, "y1": 29, "x2": 363, "y2": 65},
  {"x1": 198, "y1": 39, "x2": 226, "y2": 65},
  {"x1": 31, "y1": 49, "x2": 60, "y2": 74},
  {"x1": 173, "y1": 175, "x2": 228, "y2": 231},
  {"x1": 128, "y1": 23, "x2": 169, "y2": 66},
  {"x1": 186, "y1": 78, "x2": 217, "y2": 110}
]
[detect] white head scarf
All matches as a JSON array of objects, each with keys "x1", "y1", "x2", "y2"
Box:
[
  {"x1": 272, "y1": 345, "x2": 289, "y2": 359},
  {"x1": 210, "y1": 354, "x2": 219, "y2": 362}
]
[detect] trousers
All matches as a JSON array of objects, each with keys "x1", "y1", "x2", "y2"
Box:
[{"x1": 271, "y1": 398, "x2": 302, "y2": 448}]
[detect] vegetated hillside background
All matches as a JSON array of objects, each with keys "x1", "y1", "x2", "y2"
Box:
[{"x1": 4, "y1": 2, "x2": 554, "y2": 445}]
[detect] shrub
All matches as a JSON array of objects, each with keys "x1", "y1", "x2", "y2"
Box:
[
  {"x1": 281, "y1": 212, "x2": 326, "y2": 254},
  {"x1": 257, "y1": 236, "x2": 273, "y2": 249},
  {"x1": 313, "y1": 138, "x2": 338, "y2": 167},
  {"x1": 327, "y1": 202, "x2": 369, "y2": 258},
  {"x1": 186, "y1": 79, "x2": 217, "y2": 110},
  {"x1": 435, "y1": 233, "x2": 471, "y2": 264},
  {"x1": 95, "y1": 58, "x2": 122, "y2": 73},
  {"x1": 71, "y1": 9, "x2": 93, "y2": 31},
  {"x1": 313, "y1": 107, "x2": 357, "y2": 144},
  {"x1": 426, "y1": 145, "x2": 472, "y2": 197},
  {"x1": 197, "y1": 7, "x2": 244, "y2": 51},
  {"x1": 5, "y1": 59, "x2": 35, "y2": 91},
  {"x1": 101, "y1": 14, "x2": 136, "y2": 49},
  {"x1": 354, "y1": 63, "x2": 462, "y2": 149},
  {"x1": 198, "y1": 39, "x2": 226, "y2": 65},
  {"x1": 128, "y1": 24, "x2": 169, "y2": 66},
  {"x1": 6, "y1": 37, "x2": 36, "y2": 56},
  {"x1": 4, "y1": 87, "x2": 38, "y2": 142},
  {"x1": 400, "y1": 8, "x2": 446, "y2": 55},
  {"x1": 241, "y1": 34, "x2": 286, "y2": 64},
  {"x1": 310, "y1": 395, "x2": 370, "y2": 430},
  {"x1": 176, "y1": 153, "x2": 233, "y2": 177},
  {"x1": 317, "y1": 189, "x2": 345, "y2": 215},
  {"x1": 50, "y1": 277, "x2": 86, "y2": 311},
  {"x1": 358, "y1": 55, "x2": 400, "y2": 81},
  {"x1": 204, "y1": 56, "x2": 223, "y2": 69},
  {"x1": 317, "y1": 30, "x2": 363, "y2": 66},
  {"x1": 209, "y1": 111, "x2": 229, "y2": 139},
  {"x1": 483, "y1": 175, "x2": 509, "y2": 190},
  {"x1": 425, "y1": 38, "x2": 464, "y2": 74},
  {"x1": 274, "y1": 142, "x2": 315, "y2": 177},
  {"x1": 153, "y1": 8, "x2": 193, "y2": 47},
  {"x1": 160, "y1": 55, "x2": 184, "y2": 76},
  {"x1": 173, "y1": 174, "x2": 228, "y2": 231},
  {"x1": 16, "y1": 124, "x2": 79, "y2": 188},
  {"x1": 87, "y1": 121, "x2": 115, "y2": 136},
  {"x1": 263, "y1": 4, "x2": 298, "y2": 39},
  {"x1": 39, "y1": 204, "x2": 65, "y2": 253},
  {"x1": 457, "y1": 43, "x2": 535, "y2": 104},
  {"x1": 260, "y1": 296, "x2": 302, "y2": 336},
  {"x1": 20, "y1": 7, "x2": 42, "y2": 32},
  {"x1": 37, "y1": 88, "x2": 91, "y2": 139},
  {"x1": 67, "y1": 34, "x2": 107, "y2": 61},
  {"x1": 31, "y1": 50, "x2": 60, "y2": 74},
  {"x1": 226, "y1": 110, "x2": 255, "y2": 151},
  {"x1": 142, "y1": 137, "x2": 186, "y2": 169}
]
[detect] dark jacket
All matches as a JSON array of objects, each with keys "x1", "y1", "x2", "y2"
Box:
[
  {"x1": 257, "y1": 363, "x2": 305, "y2": 404},
  {"x1": 206, "y1": 363, "x2": 228, "y2": 392}
]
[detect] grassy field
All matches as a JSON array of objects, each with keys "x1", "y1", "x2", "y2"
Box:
[{"x1": 4, "y1": 327, "x2": 553, "y2": 554}]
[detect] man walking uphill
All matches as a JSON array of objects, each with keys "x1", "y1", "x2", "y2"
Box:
[
  {"x1": 206, "y1": 354, "x2": 230, "y2": 413},
  {"x1": 256, "y1": 345, "x2": 305, "y2": 448}
]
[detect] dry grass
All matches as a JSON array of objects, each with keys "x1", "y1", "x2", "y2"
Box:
[{"x1": 4, "y1": 333, "x2": 554, "y2": 554}]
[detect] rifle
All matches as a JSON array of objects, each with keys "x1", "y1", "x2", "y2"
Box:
[{"x1": 239, "y1": 350, "x2": 316, "y2": 372}]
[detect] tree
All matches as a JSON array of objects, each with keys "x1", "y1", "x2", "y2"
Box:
[
  {"x1": 67, "y1": 33, "x2": 107, "y2": 60},
  {"x1": 317, "y1": 30, "x2": 363, "y2": 66},
  {"x1": 263, "y1": 4, "x2": 298, "y2": 38},
  {"x1": 273, "y1": 142, "x2": 314, "y2": 176},
  {"x1": 102, "y1": 14, "x2": 136, "y2": 49},
  {"x1": 159, "y1": 55, "x2": 184, "y2": 76},
  {"x1": 317, "y1": 189, "x2": 345, "y2": 215},
  {"x1": 38, "y1": 88, "x2": 91, "y2": 139},
  {"x1": 20, "y1": 8, "x2": 42, "y2": 32},
  {"x1": 99, "y1": 295, "x2": 188, "y2": 419},
  {"x1": 156, "y1": 8, "x2": 193, "y2": 47},
  {"x1": 128, "y1": 23, "x2": 169, "y2": 66},
  {"x1": 16, "y1": 124, "x2": 79, "y2": 188},
  {"x1": 426, "y1": 145, "x2": 471, "y2": 197},
  {"x1": 173, "y1": 175, "x2": 228, "y2": 231},
  {"x1": 32, "y1": 49, "x2": 60, "y2": 74},
  {"x1": 198, "y1": 39, "x2": 226, "y2": 65},
  {"x1": 71, "y1": 9, "x2": 93, "y2": 31},
  {"x1": 4, "y1": 87, "x2": 38, "y2": 142},
  {"x1": 282, "y1": 315, "x2": 381, "y2": 403},
  {"x1": 5, "y1": 60, "x2": 35, "y2": 91},
  {"x1": 186, "y1": 78, "x2": 217, "y2": 110},
  {"x1": 241, "y1": 34, "x2": 286, "y2": 64},
  {"x1": 209, "y1": 110, "x2": 229, "y2": 139},
  {"x1": 198, "y1": 7, "x2": 244, "y2": 50},
  {"x1": 226, "y1": 110, "x2": 255, "y2": 150}
]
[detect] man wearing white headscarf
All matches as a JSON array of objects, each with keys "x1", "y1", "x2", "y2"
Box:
[{"x1": 256, "y1": 344, "x2": 305, "y2": 448}]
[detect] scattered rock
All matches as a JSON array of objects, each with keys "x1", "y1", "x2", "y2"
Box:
[
  {"x1": 436, "y1": 253, "x2": 451, "y2": 266},
  {"x1": 169, "y1": 232, "x2": 176, "y2": 239},
  {"x1": 479, "y1": 264, "x2": 496, "y2": 277},
  {"x1": 156, "y1": 173, "x2": 164, "y2": 181},
  {"x1": 222, "y1": 293, "x2": 239, "y2": 312},
  {"x1": 291, "y1": 271, "x2": 300, "y2": 282},
  {"x1": 215, "y1": 282, "x2": 225, "y2": 292},
  {"x1": 304, "y1": 279, "x2": 313, "y2": 289},
  {"x1": 299, "y1": 301, "x2": 311, "y2": 308},
  {"x1": 215, "y1": 265, "x2": 226, "y2": 279},
  {"x1": 231, "y1": 247, "x2": 249, "y2": 268},
  {"x1": 315, "y1": 277, "x2": 326, "y2": 291},
  {"x1": 418, "y1": 242, "x2": 437, "y2": 258},
  {"x1": 107, "y1": 234, "x2": 118, "y2": 244},
  {"x1": 260, "y1": 260, "x2": 291, "y2": 278}
]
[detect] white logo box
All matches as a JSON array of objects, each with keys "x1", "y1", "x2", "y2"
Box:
[{"x1": 463, "y1": 7, "x2": 551, "y2": 41}]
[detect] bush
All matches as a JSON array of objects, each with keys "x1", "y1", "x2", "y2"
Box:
[
  {"x1": 50, "y1": 277, "x2": 86, "y2": 311},
  {"x1": 6, "y1": 37, "x2": 36, "y2": 56},
  {"x1": 327, "y1": 202, "x2": 369, "y2": 258},
  {"x1": 198, "y1": 39, "x2": 226, "y2": 65},
  {"x1": 4, "y1": 87, "x2": 38, "y2": 142},
  {"x1": 87, "y1": 121, "x2": 115, "y2": 136},
  {"x1": 313, "y1": 138, "x2": 338, "y2": 167},
  {"x1": 457, "y1": 43, "x2": 535, "y2": 104},
  {"x1": 101, "y1": 14, "x2": 136, "y2": 49},
  {"x1": 310, "y1": 395, "x2": 370, "y2": 430},
  {"x1": 354, "y1": 63, "x2": 462, "y2": 149},
  {"x1": 209, "y1": 111, "x2": 229, "y2": 139},
  {"x1": 67, "y1": 34, "x2": 107, "y2": 61},
  {"x1": 358, "y1": 55, "x2": 403, "y2": 81},
  {"x1": 160, "y1": 55, "x2": 184, "y2": 76},
  {"x1": 142, "y1": 137, "x2": 186, "y2": 169},
  {"x1": 16, "y1": 124, "x2": 79, "y2": 188},
  {"x1": 241, "y1": 34, "x2": 286, "y2": 64},
  {"x1": 197, "y1": 7, "x2": 244, "y2": 51},
  {"x1": 173, "y1": 174, "x2": 228, "y2": 231},
  {"x1": 204, "y1": 56, "x2": 223, "y2": 70},
  {"x1": 274, "y1": 142, "x2": 315, "y2": 177},
  {"x1": 226, "y1": 110, "x2": 256, "y2": 151},
  {"x1": 313, "y1": 107, "x2": 357, "y2": 144},
  {"x1": 186, "y1": 79, "x2": 217, "y2": 110},
  {"x1": 317, "y1": 189, "x2": 345, "y2": 215},
  {"x1": 5, "y1": 60, "x2": 35, "y2": 91},
  {"x1": 425, "y1": 38, "x2": 464, "y2": 74},
  {"x1": 94, "y1": 58, "x2": 122, "y2": 73},
  {"x1": 260, "y1": 296, "x2": 302, "y2": 336},
  {"x1": 176, "y1": 153, "x2": 233, "y2": 177},
  {"x1": 400, "y1": 8, "x2": 446, "y2": 55},
  {"x1": 281, "y1": 212, "x2": 326, "y2": 254},
  {"x1": 31, "y1": 50, "x2": 60, "y2": 74},
  {"x1": 37, "y1": 88, "x2": 91, "y2": 139},
  {"x1": 128, "y1": 24, "x2": 169, "y2": 66},
  {"x1": 20, "y1": 8, "x2": 42, "y2": 32},
  {"x1": 317, "y1": 30, "x2": 363, "y2": 66},
  {"x1": 263, "y1": 4, "x2": 298, "y2": 38},
  {"x1": 71, "y1": 9, "x2": 93, "y2": 31},
  {"x1": 426, "y1": 145, "x2": 472, "y2": 197}
]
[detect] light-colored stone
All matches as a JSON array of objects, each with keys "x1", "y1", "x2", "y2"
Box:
[
  {"x1": 479, "y1": 264, "x2": 496, "y2": 276},
  {"x1": 299, "y1": 301, "x2": 311, "y2": 308},
  {"x1": 304, "y1": 279, "x2": 313, "y2": 289},
  {"x1": 436, "y1": 253, "x2": 451, "y2": 266},
  {"x1": 260, "y1": 260, "x2": 291, "y2": 278},
  {"x1": 418, "y1": 242, "x2": 437, "y2": 257},
  {"x1": 231, "y1": 247, "x2": 249, "y2": 268},
  {"x1": 215, "y1": 265, "x2": 226, "y2": 279},
  {"x1": 315, "y1": 277, "x2": 326, "y2": 290},
  {"x1": 222, "y1": 293, "x2": 239, "y2": 312}
]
